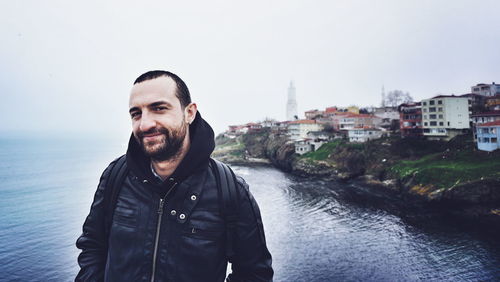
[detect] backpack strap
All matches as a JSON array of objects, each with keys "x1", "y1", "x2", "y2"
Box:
[
  {"x1": 103, "y1": 154, "x2": 128, "y2": 239},
  {"x1": 210, "y1": 158, "x2": 239, "y2": 262}
]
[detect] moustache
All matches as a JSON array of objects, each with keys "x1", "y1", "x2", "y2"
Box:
[{"x1": 137, "y1": 127, "x2": 169, "y2": 140}]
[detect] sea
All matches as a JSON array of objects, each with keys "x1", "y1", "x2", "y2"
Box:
[{"x1": 0, "y1": 136, "x2": 499, "y2": 281}]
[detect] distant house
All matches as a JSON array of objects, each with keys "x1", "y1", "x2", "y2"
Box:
[
  {"x1": 398, "y1": 102, "x2": 423, "y2": 137},
  {"x1": 332, "y1": 113, "x2": 380, "y2": 131},
  {"x1": 373, "y1": 106, "x2": 399, "y2": 120},
  {"x1": 421, "y1": 95, "x2": 470, "y2": 140},
  {"x1": 476, "y1": 121, "x2": 500, "y2": 151},
  {"x1": 305, "y1": 109, "x2": 324, "y2": 120},
  {"x1": 471, "y1": 111, "x2": 500, "y2": 141},
  {"x1": 471, "y1": 82, "x2": 500, "y2": 97},
  {"x1": 226, "y1": 125, "x2": 248, "y2": 136},
  {"x1": 347, "y1": 128, "x2": 383, "y2": 143},
  {"x1": 246, "y1": 122, "x2": 262, "y2": 133},
  {"x1": 287, "y1": 120, "x2": 323, "y2": 140},
  {"x1": 295, "y1": 139, "x2": 313, "y2": 155},
  {"x1": 294, "y1": 137, "x2": 328, "y2": 155},
  {"x1": 260, "y1": 119, "x2": 278, "y2": 128}
]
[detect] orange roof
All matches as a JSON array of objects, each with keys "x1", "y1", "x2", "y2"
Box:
[
  {"x1": 479, "y1": 120, "x2": 500, "y2": 127},
  {"x1": 289, "y1": 119, "x2": 317, "y2": 124}
]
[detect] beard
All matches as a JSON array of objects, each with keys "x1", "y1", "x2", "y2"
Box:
[{"x1": 135, "y1": 122, "x2": 188, "y2": 162}]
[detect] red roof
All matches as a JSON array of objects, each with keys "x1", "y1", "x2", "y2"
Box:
[
  {"x1": 479, "y1": 120, "x2": 500, "y2": 127},
  {"x1": 289, "y1": 119, "x2": 317, "y2": 124},
  {"x1": 471, "y1": 111, "x2": 500, "y2": 117},
  {"x1": 342, "y1": 113, "x2": 373, "y2": 118},
  {"x1": 325, "y1": 107, "x2": 338, "y2": 113}
]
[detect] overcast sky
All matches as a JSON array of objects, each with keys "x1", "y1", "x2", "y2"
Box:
[{"x1": 1, "y1": 0, "x2": 499, "y2": 138}]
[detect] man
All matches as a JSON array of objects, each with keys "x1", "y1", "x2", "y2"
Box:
[{"x1": 76, "y1": 70, "x2": 273, "y2": 282}]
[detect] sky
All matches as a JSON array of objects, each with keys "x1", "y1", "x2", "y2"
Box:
[{"x1": 1, "y1": 0, "x2": 499, "y2": 138}]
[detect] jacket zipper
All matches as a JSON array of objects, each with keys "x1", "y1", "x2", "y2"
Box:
[{"x1": 151, "y1": 182, "x2": 177, "y2": 282}]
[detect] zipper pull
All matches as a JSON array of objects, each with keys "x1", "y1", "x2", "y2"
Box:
[{"x1": 157, "y1": 198, "x2": 165, "y2": 215}]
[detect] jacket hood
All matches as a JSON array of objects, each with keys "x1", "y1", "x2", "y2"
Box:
[{"x1": 126, "y1": 111, "x2": 215, "y2": 184}]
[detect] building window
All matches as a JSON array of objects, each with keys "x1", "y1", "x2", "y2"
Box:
[
  {"x1": 423, "y1": 115, "x2": 427, "y2": 119},
  {"x1": 439, "y1": 122, "x2": 443, "y2": 126},
  {"x1": 438, "y1": 100, "x2": 442, "y2": 104},
  {"x1": 430, "y1": 114, "x2": 436, "y2": 119},
  {"x1": 430, "y1": 100, "x2": 435, "y2": 105},
  {"x1": 448, "y1": 122, "x2": 450, "y2": 126},
  {"x1": 423, "y1": 108, "x2": 427, "y2": 112},
  {"x1": 430, "y1": 121, "x2": 437, "y2": 126},
  {"x1": 492, "y1": 137, "x2": 498, "y2": 143},
  {"x1": 424, "y1": 122, "x2": 428, "y2": 126},
  {"x1": 429, "y1": 107, "x2": 436, "y2": 112},
  {"x1": 438, "y1": 107, "x2": 443, "y2": 112},
  {"x1": 439, "y1": 114, "x2": 443, "y2": 119},
  {"x1": 423, "y1": 102, "x2": 427, "y2": 106}
]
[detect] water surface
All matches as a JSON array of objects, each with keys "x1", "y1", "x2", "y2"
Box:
[{"x1": 0, "y1": 138, "x2": 498, "y2": 281}]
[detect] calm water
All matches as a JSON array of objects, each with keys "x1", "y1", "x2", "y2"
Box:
[{"x1": 0, "y1": 137, "x2": 499, "y2": 281}]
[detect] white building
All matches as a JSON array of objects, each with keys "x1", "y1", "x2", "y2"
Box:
[
  {"x1": 471, "y1": 82, "x2": 500, "y2": 97},
  {"x1": 421, "y1": 95, "x2": 470, "y2": 140},
  {"x1": 294, "y1": 138, "x2": 328, "y2": 155},
  {"x1": 476, "y1": 121, "x2": 500, "y2": 151},
  {"x1": 286, "y1": 81, "x2": 298, "y2": 121},
  {"x1": 287, "y1": 120, "x2": 323, "y2": 140},
  {"x1": 347, "y1": 128, "x2": 383, "y2": 143}
]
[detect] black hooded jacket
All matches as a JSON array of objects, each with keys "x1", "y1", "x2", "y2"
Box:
[{"x1": 76, "y1": 112, "x2": 273, "y2": 282}]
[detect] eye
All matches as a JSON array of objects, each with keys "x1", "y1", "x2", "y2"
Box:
[
  {"x1": 154, "y1": 106, "x2": 167, "y2": 111},
  {"x1": 130, "y1": 112, "x2": 141, "y2": 119}
]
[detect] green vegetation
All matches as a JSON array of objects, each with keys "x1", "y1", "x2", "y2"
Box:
[
  {"x1": 300, "y1": 140, "x2": 343, "y2": 161},
  {"x1": 390, "y1": 150, "x2": 500, "y2": 189}
]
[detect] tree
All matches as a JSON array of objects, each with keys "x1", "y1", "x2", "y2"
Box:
[{"x1": 384, "y1": 90, "x2": 413, "y2": 107}]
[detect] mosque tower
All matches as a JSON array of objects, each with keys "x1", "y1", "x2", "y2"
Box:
[
  {"x1": 286, "y1": 81, "x2": 298, "y2": 121},
  {"x1": 381, "y1": 85, "x2": 386, "y2": 107}
]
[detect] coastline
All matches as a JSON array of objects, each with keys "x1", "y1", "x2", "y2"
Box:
[{"x1": 213, "y1": 131, "x2": 500, "y2": 229}]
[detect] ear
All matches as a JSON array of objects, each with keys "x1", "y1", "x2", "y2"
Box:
[{"x1": 184, "y1": 103, "x2": 198, "y2": 124}]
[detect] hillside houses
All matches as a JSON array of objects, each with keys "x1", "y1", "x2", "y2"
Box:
[{"x1": 224, "y1": 80, "x2": 500, "y2": 153}]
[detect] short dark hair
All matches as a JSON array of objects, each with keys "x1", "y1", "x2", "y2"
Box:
[{"x1": 134, "y1": 70, "x2": 192, "y2": 108}]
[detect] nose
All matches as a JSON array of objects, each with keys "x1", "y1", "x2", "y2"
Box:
[{"x1": 138, "y1": 112, "x2": 156, "y2": 132}]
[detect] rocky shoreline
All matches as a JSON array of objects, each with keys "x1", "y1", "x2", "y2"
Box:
[{"x1": 213, "y1": 131, "x2": 500, "y2": 229}]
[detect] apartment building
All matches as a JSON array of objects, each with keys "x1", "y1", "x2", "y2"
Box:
[{"x1": 421, "y1": 95, "x2": 470, "y2": 140}]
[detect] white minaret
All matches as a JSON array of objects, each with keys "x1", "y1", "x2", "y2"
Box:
[
  {"x1": 286, "y1": 81, "x2": 298, "y2": 121},
  {"x1": 381, "y1": 85, "x2": 386, "y2": 107}
]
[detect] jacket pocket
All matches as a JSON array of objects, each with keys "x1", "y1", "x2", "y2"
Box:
[
  {"x1": 113, "y1": 203, "x2": 138, "y2": 228},
  {"x1": 182, "y1": 223, "x2": 224, "y2": 241}
]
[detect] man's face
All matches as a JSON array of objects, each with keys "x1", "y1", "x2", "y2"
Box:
[{"x1": 129, "y1": 76, "x2": 191, "y2": 161}]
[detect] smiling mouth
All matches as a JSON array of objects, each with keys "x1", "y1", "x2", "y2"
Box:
[{"x1": 142, "y1": 133, "x2": 163, "y2": 142}]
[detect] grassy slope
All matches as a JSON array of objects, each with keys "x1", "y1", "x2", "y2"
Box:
[
  {"x1": 390, "y1": 150, "x2": 500, "y2": 188},
  {"x1": 299, "y1": 136, "x2": 500, "y2": 189}
]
